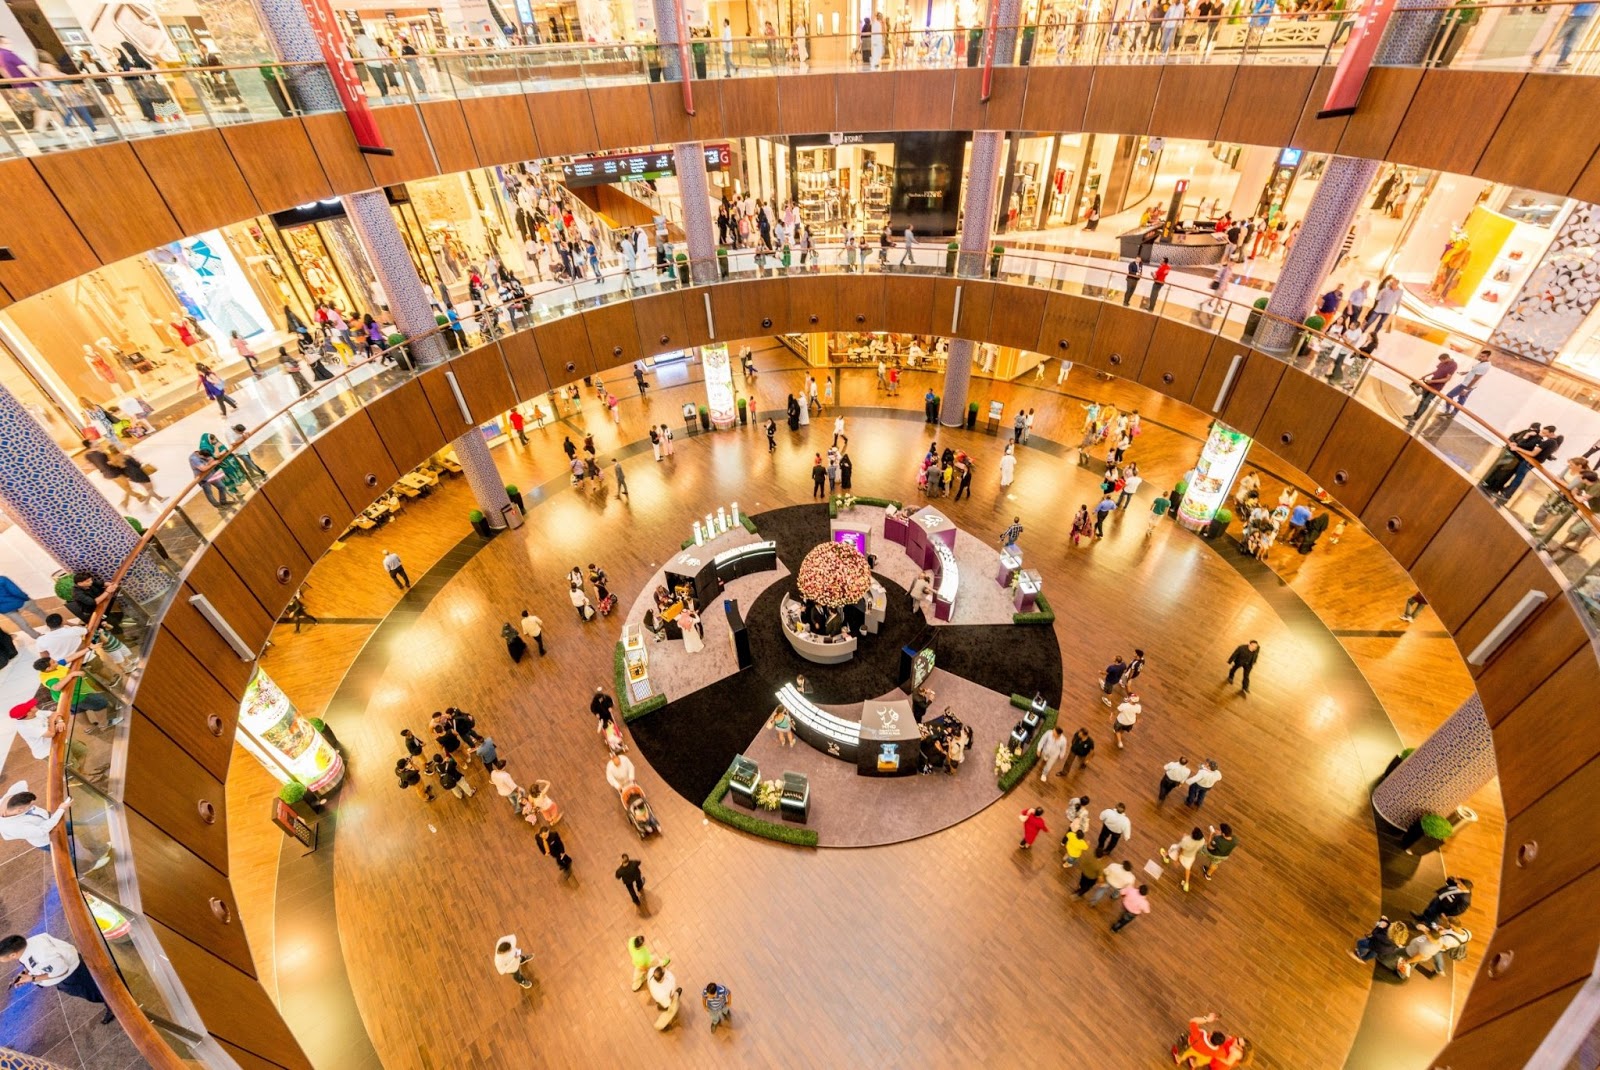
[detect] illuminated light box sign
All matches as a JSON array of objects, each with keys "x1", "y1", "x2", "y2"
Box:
[
  {"x1": 1178, "y1": 421, "x2": 1252, "y2": 532},
  {"x1": 562, "y1": 144, "x2": 729, "y2": 188}
]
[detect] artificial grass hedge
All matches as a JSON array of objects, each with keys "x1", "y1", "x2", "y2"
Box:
[
  {"x1": 614, "y1": 642, "x2": 667, "y2": 723},
  {"x1": 1012, "y1": 592, "x2": 1056, "y2": 625},
  {"x1": 995, "y1": 693, "x2": 1060, "y2": 792},
  {"x1": 702, "y1": 768, "x2": 820, "y2": 847},
  {"x1": 830, "y1": 495, "x2": 904, "y2": 519}
]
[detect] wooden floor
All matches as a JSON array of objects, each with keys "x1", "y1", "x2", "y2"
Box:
[{"x1": 230, "y1": 348, "x2": 1506, "y2": 1069}]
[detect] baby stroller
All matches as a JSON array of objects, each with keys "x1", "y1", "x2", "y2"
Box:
[
  {"x1": 597, "y1": 592, "x2": 618, "y2": 616},
  {"x1": 620, "y1": 784, "x2": 661, "y2": 838}
]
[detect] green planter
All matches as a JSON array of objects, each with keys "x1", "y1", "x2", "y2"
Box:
[
  {"x1": 468, "y1": 508, "x2": 490, "y2": 537},
  {"x1": 736, "y1": 395, "x2": 748, "y2": 425},
  {"x1": 505, "y1": 484, "x2": 525, "y2": 513},
  {"x1": 698, "y1": 404, "x2": 711, "y2": 431},
  {"x1": 966, "y1": 400, "x2": 978, "y2": 431},
  {"x1": 990, "y1": 244, "x2": 1005, "y2": 279},
  {"x1": 675, "y1": 252, "x2": 690, "y2": 286},
  {"x1": 945, "y1": 241, "x2": 960, "y2": 275},
  {"x1": 1243, "y1": 295, "x2": 1269, "y2": 340},
  {"x1": 717, "y1": 245, "x2": 730, "y2": 279}
]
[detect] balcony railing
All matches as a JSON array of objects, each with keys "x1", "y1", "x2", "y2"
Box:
[
  {"x1": 2, "y1": 3, "x2": 1597, "y2": 159},
  {"x1": 38, "y1": 243, "x2": 1600, "y2": 1067}
]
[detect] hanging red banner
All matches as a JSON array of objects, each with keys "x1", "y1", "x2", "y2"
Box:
[
  {"x1": 298, "y1": 0, "x2": 393, "y2": 154},
  {"x1": 1317, "y1": 0, "x2": 1399, "y2": 118},
  {"x1": 980, "y1": 3, "x2": 1000, "y2": 101}
]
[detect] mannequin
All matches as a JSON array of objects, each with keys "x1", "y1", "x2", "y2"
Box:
[
  {"x1": 1432, "y1": 233, "x2": 1472, "y2": 302},
  {"x1": 82, "y1": 344, "x2": 118, "y2": 385}
]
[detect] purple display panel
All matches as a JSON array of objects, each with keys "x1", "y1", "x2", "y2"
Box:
[{"x1": 834, "y1": 529, "x2": 867, "y2": 555}]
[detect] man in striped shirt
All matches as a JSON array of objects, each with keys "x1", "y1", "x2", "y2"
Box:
[{"x1": 702, "y1": 981, "x2": 733, "y2": 1031}]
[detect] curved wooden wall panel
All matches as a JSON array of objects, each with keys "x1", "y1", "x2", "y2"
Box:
[
  {"x1": 7, "y1": 67, "x2": 1600, "y2": 312},
  {"x1": 106, "y1": 278, "x2": 1600, "y2": 1070}
]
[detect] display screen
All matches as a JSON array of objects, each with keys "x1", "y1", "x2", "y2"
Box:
[
  {"x1": 561, "y1": 145, "x2": 730, "y2": 188},
  {"x1": 834, "y1": 529, "x2": 867, "y2": 554}
]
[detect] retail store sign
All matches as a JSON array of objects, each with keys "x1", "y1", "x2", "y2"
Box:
[
  {"x1": 828, "y1": 132, "x2": 868, "y2": 145},
  {"x1": 300, "y1": 0, "x2": 392, "y2": 154},
  {"x1": 1318, "y1": 0, "x2": 1398, "y2": 117}
]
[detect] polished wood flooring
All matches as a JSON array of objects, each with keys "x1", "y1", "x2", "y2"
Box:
[{"x1": 231, "y1": 348, "x2": 1505, "y2": 1069}]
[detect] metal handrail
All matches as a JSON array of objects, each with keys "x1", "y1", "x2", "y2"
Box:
[{"x1": 39, "y1": 248, "x2": 1599, "y2": 1067}]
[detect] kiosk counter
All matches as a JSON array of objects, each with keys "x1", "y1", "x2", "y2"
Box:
[
  {"x1": 781, "y1": 594, "x2": 859, "y2": 664},
  {"x1": 776, "y1": 683, "x2": 860, "y2": 761}
]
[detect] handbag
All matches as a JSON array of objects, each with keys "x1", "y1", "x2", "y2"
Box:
[{"x1": 141, "y1": 463, "x2": 158, "y2": 475}]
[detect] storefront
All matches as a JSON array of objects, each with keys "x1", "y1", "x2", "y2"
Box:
[
  {"x1": 264, "y1": 200, "x2": 386, "y2": 316},
  {"x1": 1389, "y1": 176, "x2": 1571, "y2": 336},
  {"x1": 0, "y1": 228, "x2": 280, "y2": 428},
  {"x1": 783, "y1": 131, "x2": 969, "y2": 237}
]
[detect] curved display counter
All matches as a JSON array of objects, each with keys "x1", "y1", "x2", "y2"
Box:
[
  {"x1": 1118, "y1": 226, "x2": 1231, "y2": 267},
  {"x1": 776, "y1": 683, "x2": 860, "y2": 760},
  {"x1": 780, "y1": 594, "x2": 859, "y2": 664}
]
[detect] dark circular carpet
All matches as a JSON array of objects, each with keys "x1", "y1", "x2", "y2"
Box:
[{"x1": 628, "y1": 504, "x2": 1064, "y2": 806}]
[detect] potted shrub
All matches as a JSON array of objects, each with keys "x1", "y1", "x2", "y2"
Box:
[
  {"x1": 1243, "y1": 295, "x2": 1269, "y2": 340},
  {"x1": 309, "y1": 716, "x2": 342, "y2": 752},
  {"x1": 736, "y1": 396, "x2": 748, "y2": 425},
  {"x1": 505, "y1": 483, "x2": 525, "y2": 513},
  {"x1": 469, "y1": 508, "x2": 491, "y2": 537},
  {"x1": 1296, "y1": 313, "x2": 1327, "y2": 360},
  {"x1": 990, "y1": 244, "x2": 1004, "y2": 279},
  {"x1": 675, "y1": 252, "x2": 690, "y2": 287},
  {"x1": 1378, "y1": 747, "x2": 1416, "y2": 784},
  {"x1": 717, "y1": 245, "x2": 730, "y2": 278},
  {"x1": 698, "y1": 404, "x2": 711, "y2": 431},
  {"x1": 966, "y1": 400, "x2": 978, "y2": 430},
  {"x1": 1401, "y1": 812, "x2": 1456, "y2": 855},
  {"x1": 278, "y1": 781, "x2": 319, "y2": 820},
  {"x1": 945, "y1": 241, "x2": 960, "y2": 275},
  {"x1": 1204, "y1": 506, "x2": 1233, "y2": 540}
]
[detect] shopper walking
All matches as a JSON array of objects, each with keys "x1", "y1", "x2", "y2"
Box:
[
  {"x1": 812, "y1": 454, "x2": 827, "y2": 498},
  {"x1": 1414, "y1": 876, "x2": 1473, "y2": 926},
  {"x1": 703, "y1": 981, "x2": 733, "y2": 1032},
  {"x1": 0, "y1": 576, "x2": 46, "y2": 638},
  {"x1": 648, "y1": 964, "x2": 682, "y2": 1030},
  {"x1": 1111, "y1": 694, "x2": 1140, "y2": 749},
  {"x1": 1100, "y1": 655, "x2": 1127, "y2": 703},
  {"x1": 1070, "y1": 848, "x2": 1109, "y2": 897},
  {"x1": 1161, "y1": 827, "x2": 1207, "y2": 891},
  {"x1": 1121, "y1": 648, "x2": 1146, "y2": 694},
  {"x1": 494, "y1": 935, "x2": 534, "y2": 989},
  {"x1": 1062, "y1": 727, "x2": 1095, "y2": 774},
  {"x1": 1111, "y1": 883, "x2": 1151, "y2": 932},
  {"x1": 535, "y1": 824, "x2": 572, "y2": 874},
  {"x1": 629, "y1": 934, "x2": 668, "y2": 991},
  {"x1": 1158, "y1": 756, "x2": 1191, "y2": 802},
  {"x1": 0, "y1": 931, "x2": 113, "y2": 1023},
  {"x1": 615, "y1": 853, "x2": 646, "y2": 907},
  {"x1": 1095, "y1": 803, "x2": 1131, "y2": 856},
  {"x1": 1018, "y1": 806, "x2": 1049, "y2": 848},
  {"x1": 1086, "y1": 858, "x2": 1136, "y2": 906},
  {"x1": 612, "y1": 458, "x2": 628, "y2": 499},
  {"x1": 519, "y1": 609, "x2": 545, "y2": 655},
  {"x1": 1200, "y1": 823, "x2": 1238, "y2": 882},
  {"x1": 1185, "y1": 760, "x2": 1222, "y2": 807},
  {"x1": 382, "y1": 550, "x2": 410, "y2": 590},
  {"x1": 1035, "y1": 726, "x2": 1069, "y2": 781},
  {"x1": 1225, "y1": 639, "x2": 1259, "y2": 694}
]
